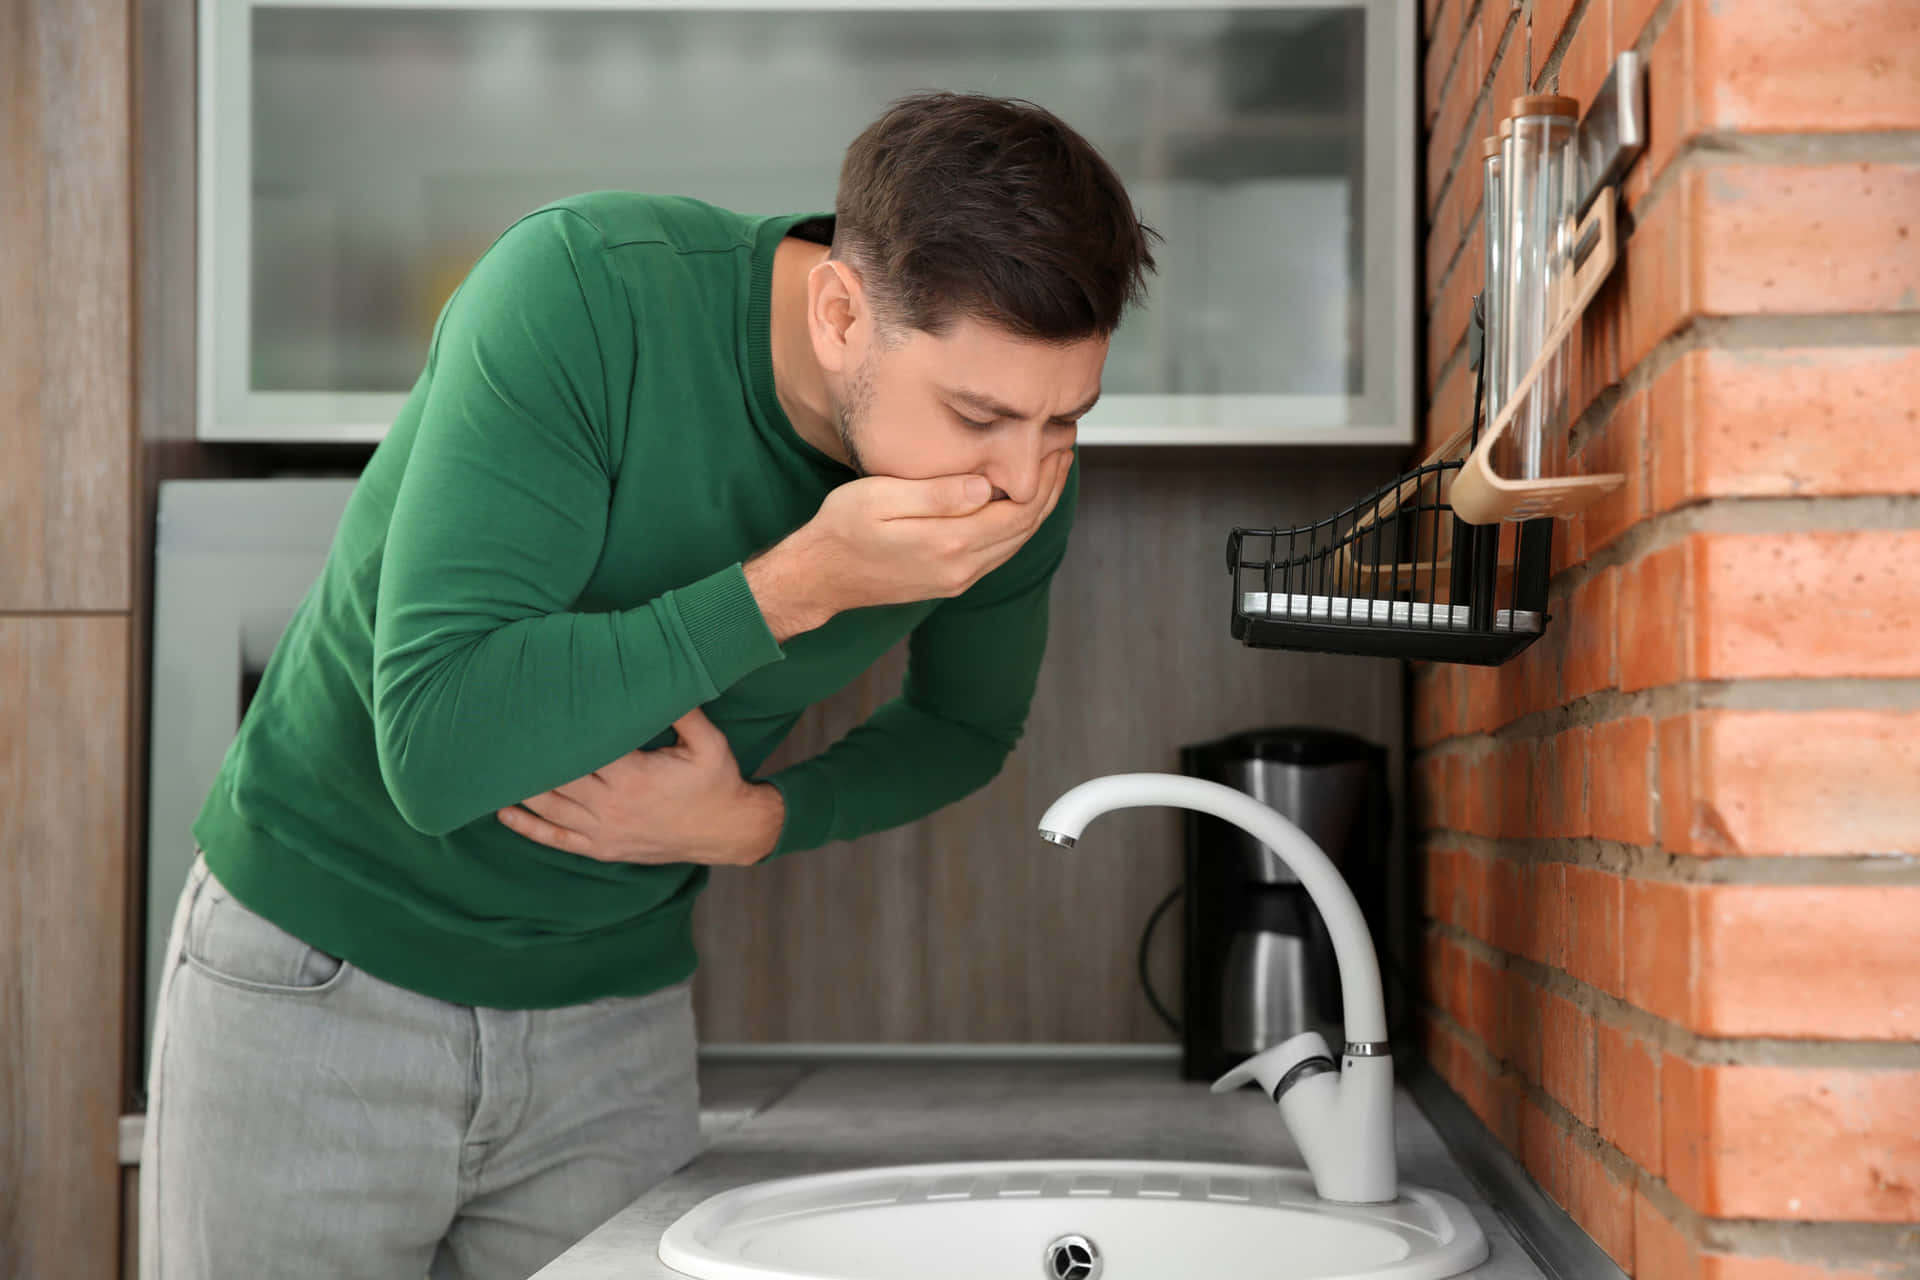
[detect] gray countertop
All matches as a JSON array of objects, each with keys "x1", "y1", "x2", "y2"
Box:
[{"x1": 534, "y1": 1057, "x2": 1545, "y2": 1280}]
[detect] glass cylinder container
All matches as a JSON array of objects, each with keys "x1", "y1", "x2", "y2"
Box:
[
  {"x1": 1497, "y1": 95, "x2": 1578, "y2": 483},
  {"x1": 1535, "y1": 124, "x2": 1583, "y2": 494},
  {"x1": 1480, "y1": 130, "x2": 1507, "y2": 427}
]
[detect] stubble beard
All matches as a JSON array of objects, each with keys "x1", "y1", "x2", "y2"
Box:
[{"x1": 833, "y1": 352, "x2": 874, "y2": 478}]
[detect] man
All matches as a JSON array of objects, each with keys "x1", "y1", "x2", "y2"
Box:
[{"x1": 143, "y1": 91, "x2": 1157, "y2": 1278}]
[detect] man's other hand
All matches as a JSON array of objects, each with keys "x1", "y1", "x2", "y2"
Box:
[{"x1": 496, "y1": 708, "x2": 783, "y2": 866}]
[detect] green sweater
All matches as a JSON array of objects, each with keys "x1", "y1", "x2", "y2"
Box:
[{"x1": 196, "y1": 193, "x2": 1078, "y2": 1009}]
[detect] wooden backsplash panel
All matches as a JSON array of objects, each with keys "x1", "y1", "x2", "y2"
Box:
[
  {"x1": 2, "y1": 1, "x2": 139, "y2": 1265},
  {"x1": 0, "y1": 0, "x2": 133, "y2": 613},
  {"x1": 0, "y1": 615, "x2": 131, "y2": 1277},
  {"x1": 692, "y1": 454, "x2": 1407, "y2": 1044}
]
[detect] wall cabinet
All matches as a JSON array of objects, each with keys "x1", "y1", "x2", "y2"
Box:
[{"x1": 201, "y1": 0, "x2": 1416, "y2": 444}]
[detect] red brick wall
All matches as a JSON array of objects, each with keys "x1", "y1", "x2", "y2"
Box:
[{"x1": 1414, "y1": 1, "x2": 1920, "y2": 1274}]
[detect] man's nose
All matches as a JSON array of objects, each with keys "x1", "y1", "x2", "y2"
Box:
[{"x1": 987, "y1": 446, "x2": 1048, "y2": 505}]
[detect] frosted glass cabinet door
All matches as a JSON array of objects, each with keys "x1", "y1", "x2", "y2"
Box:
[{"x1": 201, "y1": 0, "x2": 1414, "y2": 443}]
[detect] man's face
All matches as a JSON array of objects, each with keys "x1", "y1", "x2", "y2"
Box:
[{"x1": 811, "y1": 264, "x2": 1104, "y2": 501}]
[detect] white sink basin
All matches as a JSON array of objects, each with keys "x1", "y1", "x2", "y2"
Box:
[{"x1": 659, "y1": 1160, "x2": 1489, "y2": 1280}]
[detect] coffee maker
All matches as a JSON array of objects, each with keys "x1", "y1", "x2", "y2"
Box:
[{"x1": 1178, "y1": 727, "x2": 1390, "y2": 1082}]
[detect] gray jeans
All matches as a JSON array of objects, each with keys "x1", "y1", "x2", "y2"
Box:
[{"x1": 141, "y1": 854, "x2": 703, "y2": 1280}]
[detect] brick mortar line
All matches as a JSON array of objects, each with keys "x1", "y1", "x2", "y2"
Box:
[
  {"x1": 1425, "y1": 1002, "x2": 1646, "y2": 1178},
  {"x1": 1683, "y1": 1214, "x2": 1920, "y2": 1278},
  {"x1": 1556, "y1": 292, "x2": 1719, "y2": 457},
  {"x1": 1420, "y1": 196, "x2": 1481, "y2": 395},
  {"x1": 1387, "y1": 482, "x2": 1920, "y2": 600},
  {"x1": 1626, "y1": 152, "x2": 1686, "y2": 229},
  {"x1": 1415, "y1": 677, "x2": 1920, "y2": 747},
  {"x1": 1413, "y1": 8, "x2": 1512, "y2": 326},
  {"x1": 1460, "y1": 0, "x2": 1488, "y2": 45},
  {"x1": 1417, "y1": 829, "x2": 1920, "y2": 886},
  {"x1": 1429, "y1": 133, "x2": 1920, "y2": 415},
  {"x1": 1434, "y1": 682, "x2": 1643, "y2": 732},
  {"x1": 1420, "y1": 0, "x2": 1530, "y2": 312},
  {"x1": 1580, "y1": 309, "x2": 1920, "y2": 430},
  {"x1": 1528, "y1": 0, "x2": 1598, "y2": 93},
  {"x1": 1422, "y1": 0, "x2": 1478, "y2": 154},
  {"x1": 1690, "y1": 131, "x2": 1920, "y2": 164},
  {"x1": 1423, "y1": 925, "x2": 1920, "y2": 1065},
  {"x1": 1420, "y1": 0, "x2": 1474, "y2": 83},
  {"x1": 1422, "y1": 280, "x2": 1475, "y2": 395},
  {"x1": 1426, "y1": 7, "x2": 1522, "y2": 249},
  {"x1": 1538, "y1": 491, "x2": 1920, "y2": 600},
  {"x1": 1427, "y1": 119, "x2": 1920, "y2": 400},
  {"x1": 1431, "y1": 305, "x2": 1920, "y2": 450},
  {"x1": 1426, "y1": 326, "x2": 1468, "y2": 406},
  {"x1": 1685, "y1": 312, "x2": 1920, "y2": 347},
  {"x1": 1436, "y1": 0, "x2": 1643, "y2": 385},
  {"x1": 1562, "y1": 309, "x2": 1920, "y2": 459},
  {"x1": 1604, "y1": 126, "x2": 1920, "y2": 315},
  {"x1": 1693, "y1": 676, "x2": 1920, "y2": 712},
  {"x1": 1560, "y1": 378, "x2": 1628, "y2": 459},
  {"x1": 1422, "y1": 0, "x2": 1911, "y2": 361},
  {"x1": 1425, "y1": 189, "x2": 1485, "y2": 314},
  {"x1": 1639, "y1": 0, "x2": 1682, "y2": 55},
  {"x1": 1628, "y1": 128, "x2": 1920, "y2": 234},
  {"x1": 1425, "y1": 1007, "x2": 1920, "y2": 1271}
]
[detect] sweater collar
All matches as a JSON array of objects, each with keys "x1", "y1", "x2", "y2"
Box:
[{"x1": 745, "y1": 212, "x2": 848, "y2": 477}]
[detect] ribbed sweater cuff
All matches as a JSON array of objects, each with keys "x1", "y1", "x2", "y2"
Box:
[
  {"x1": 665, "y1": 563, "x2": 784, "y2": 695},
  {"x1": 764, "y1": 763, "x2": 833, "y2": 859}
]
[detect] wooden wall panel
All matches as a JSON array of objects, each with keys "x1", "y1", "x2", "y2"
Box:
[
  {"x1": 0, "y1": 0, "x2": 133, "y2": 613},
  {"x1": 2, "y1": 0, "x2": 140, "y2": 1271},
  {"x1": 0, "y1": 616, "x2": 131, "y2": 1277},
  {"x1": 693, "y1": 454, "x2": 1408, "y2": 1043}
]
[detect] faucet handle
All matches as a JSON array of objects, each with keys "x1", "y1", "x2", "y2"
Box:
[{"x1": 1209, "y1": 1030, "x2": 1339, "y2": 1101}]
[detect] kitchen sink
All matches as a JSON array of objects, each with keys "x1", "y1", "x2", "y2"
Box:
[
  {"x1": 658, "y1": 1159, "x2": 1489, "y2": 1280},
  {"x1": 661, "y1": 775, "x2": 1495, "y2": 1280}
]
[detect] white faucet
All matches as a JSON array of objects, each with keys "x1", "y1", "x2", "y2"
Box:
[{"x1": 1038, "y1": 772, "x2": 1398, "y2": 1204}]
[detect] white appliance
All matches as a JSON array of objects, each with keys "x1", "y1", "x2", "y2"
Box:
[
  {"x1": 199, "y1": 0, "x2": 1416, "y2": 446},
  {"x1": 143, "y1": 477, "x2": 360, "y2": 1061}
]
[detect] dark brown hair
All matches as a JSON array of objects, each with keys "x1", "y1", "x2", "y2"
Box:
[{"x1": 833, "y1": 92, "x2": 1159, "y2": 342}]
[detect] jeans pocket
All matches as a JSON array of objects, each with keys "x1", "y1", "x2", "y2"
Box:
[{"x1": 183, "y1": 872, "x2": 349, "y2": 997}]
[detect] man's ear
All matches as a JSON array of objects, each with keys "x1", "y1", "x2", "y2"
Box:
[{"x1": 807, "y1": 258, "x2": 865, "y2": 375}]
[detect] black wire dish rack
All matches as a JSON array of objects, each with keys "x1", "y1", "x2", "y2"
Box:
[{"x1": 1227, "y1": 301, "x2": 1555, "y2": 666}]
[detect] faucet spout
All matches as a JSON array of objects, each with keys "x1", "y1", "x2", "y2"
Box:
[
  {"x1": 1038, "y1": 772, "x2": 1387, "y2": 1043},
  {"x1": 1038, "y1": 772, "x2": 1398, "y2": 1203}
]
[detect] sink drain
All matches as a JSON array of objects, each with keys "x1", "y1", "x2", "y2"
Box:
[{"x1": 1044, "y1": 1235, "x2": 1102, "y2": 1280}]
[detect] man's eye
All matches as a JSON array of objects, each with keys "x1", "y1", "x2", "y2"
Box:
[{"x1": 955, "y1": 412, "x2": 996, "y2": 431}]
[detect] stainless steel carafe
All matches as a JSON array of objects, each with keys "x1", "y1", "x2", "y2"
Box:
[{"x1": 1180, "y1": 728, "x2": 1388, "y2": 1079}]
